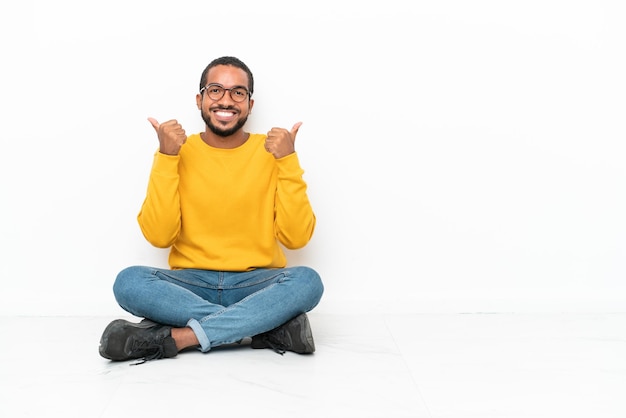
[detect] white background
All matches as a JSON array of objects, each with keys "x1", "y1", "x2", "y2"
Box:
[{"x1": 0, "y1": 0, "x2": 624, "y2": 316}]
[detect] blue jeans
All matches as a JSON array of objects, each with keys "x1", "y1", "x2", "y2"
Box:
[{"x1": 112, "y1": 266, "x2": 324, "y2": 352}]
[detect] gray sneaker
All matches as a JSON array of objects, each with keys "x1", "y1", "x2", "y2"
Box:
[
  {"x1": 99, "y1": 319, "x2": 177, "y2": 364},
  {"x1": 251, "y1": 313, "x2": 316, "y2": 354}
]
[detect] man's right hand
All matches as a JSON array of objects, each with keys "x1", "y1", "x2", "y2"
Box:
[{"x1": 148, "y1": 117, "x2": 187, "y2": 156}]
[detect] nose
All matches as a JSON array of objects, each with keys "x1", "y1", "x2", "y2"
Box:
[{"x1": 218, "y1": 89, "x2": 236, "y2": 104}]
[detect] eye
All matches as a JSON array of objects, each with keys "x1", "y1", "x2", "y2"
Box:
[{"x1": 232, "y1": 88, "x2": 247, "y2": 98}]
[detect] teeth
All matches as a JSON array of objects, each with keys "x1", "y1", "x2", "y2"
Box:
[{"x1": 216, "y1": 111, "x2": 234, "y2": 117}]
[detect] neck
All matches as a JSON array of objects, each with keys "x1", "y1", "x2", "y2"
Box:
[{"x1": 201, "y1": 130, "x2": 249, "y2": 149}]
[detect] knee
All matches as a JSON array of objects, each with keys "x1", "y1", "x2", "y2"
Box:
[
  {"x1": 291, "y1": 266, "x2": 324, "y2": 304},
  {"x1": 112, "y1": 265, "x2": 149, "y2": 305}
]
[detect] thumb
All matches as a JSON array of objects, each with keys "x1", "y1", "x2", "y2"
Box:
[
  {"x1": 147, "y1": 117, "x2": 160, "y2": 131},
  {"x1": 290, "y1": 121, "x2": 303, "y2": 140}
]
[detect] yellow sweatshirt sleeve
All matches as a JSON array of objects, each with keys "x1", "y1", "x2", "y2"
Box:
[
  {"x1": 274, "y1": 152, "x2": 316, "y2": 249},
  {"x1": 137, "y1": 151, "x2": 182, "y2": 248}
]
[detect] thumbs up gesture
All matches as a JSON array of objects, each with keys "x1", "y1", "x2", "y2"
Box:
[
  {"x1": 148, "y1": 117, "x2": 187, "y2": 156},
  {"x1": 264, "y1": 122, "x2": 302, "y2": 159}
]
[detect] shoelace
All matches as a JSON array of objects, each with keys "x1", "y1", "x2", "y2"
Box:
[
  {"x1": 259, "y1": 327, "x2": 291, "y2": 355},
  {"x1": 260, "y1": 335, "x2": 287, "y2": 355},
  {"x1": 130, "y1": 339, "x2": 168, "y2": 366}
]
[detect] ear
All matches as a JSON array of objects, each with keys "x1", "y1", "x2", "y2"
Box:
[
  {"x1": 196, "y1": 93, "x2": 203, "y2": 110},
  {"x1": 248, "y1": 98, "x2": 254, "y2": 114}
]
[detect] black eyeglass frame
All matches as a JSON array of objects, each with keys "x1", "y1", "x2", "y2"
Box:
[{"x1": 199, "y1": 83, "x2": 251, "y2": 102}]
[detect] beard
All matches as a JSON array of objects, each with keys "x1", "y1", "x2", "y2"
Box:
[{"x1": 201, "y1": 107, "x2": 249, "y2": 137}]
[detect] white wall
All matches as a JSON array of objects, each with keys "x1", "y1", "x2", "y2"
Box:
[{"x1": 1, "y1": 0, "x2": 624, "y2": 316}]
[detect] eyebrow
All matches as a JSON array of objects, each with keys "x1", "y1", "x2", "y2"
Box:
[{"x1": 205, "y1": 83, "x2": 248, "y2": 90}]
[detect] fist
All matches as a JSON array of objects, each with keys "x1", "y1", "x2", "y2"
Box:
[
  {"x1": 148, "y1": 117, "x2": 187, "y2": 156},
  {"x1": 264, "y1": 122, "x2": 302, "y2": 159}
]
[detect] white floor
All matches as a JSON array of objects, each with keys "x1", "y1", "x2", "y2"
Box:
[{"x1": 1, "y1": 313, "x2": 625, "y2": 418}]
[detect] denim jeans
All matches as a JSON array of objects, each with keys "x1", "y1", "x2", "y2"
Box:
[{"x1": 112, "y1": 265, "x2": 324, "y2": 352}]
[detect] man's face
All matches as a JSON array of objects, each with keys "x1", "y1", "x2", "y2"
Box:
[{"x1": 196, "y1": 65, "x2": 254, "y2": 137}]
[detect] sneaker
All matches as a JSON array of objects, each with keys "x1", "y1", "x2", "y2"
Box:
[
  {"x1": 250, "y1": 313, "x2": 316, "y2": 354},
  {"x1": 99, "y1": 319, "x2": 178, "y2": 364}
]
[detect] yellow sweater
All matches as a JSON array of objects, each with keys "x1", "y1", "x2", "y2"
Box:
[{"x1": 137, "y1": 133, "x2": 316, "y2": 271}]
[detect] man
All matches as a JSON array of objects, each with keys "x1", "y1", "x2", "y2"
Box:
[{"x1": 99, "y1": 56, "x2": 323, "y2": 363}]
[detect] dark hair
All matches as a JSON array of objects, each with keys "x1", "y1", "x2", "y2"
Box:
[{"x1": 199, "y1": 56, "x2": 254, "y2": 96}]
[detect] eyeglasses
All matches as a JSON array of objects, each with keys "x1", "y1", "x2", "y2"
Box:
[{"x1": 200, "y1": 83, "x2": 250, "y2": 102}]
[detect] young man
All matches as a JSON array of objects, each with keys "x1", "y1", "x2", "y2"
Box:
[{"x1": 99, "y1": 56, "x2": 323, "y2": 363}]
